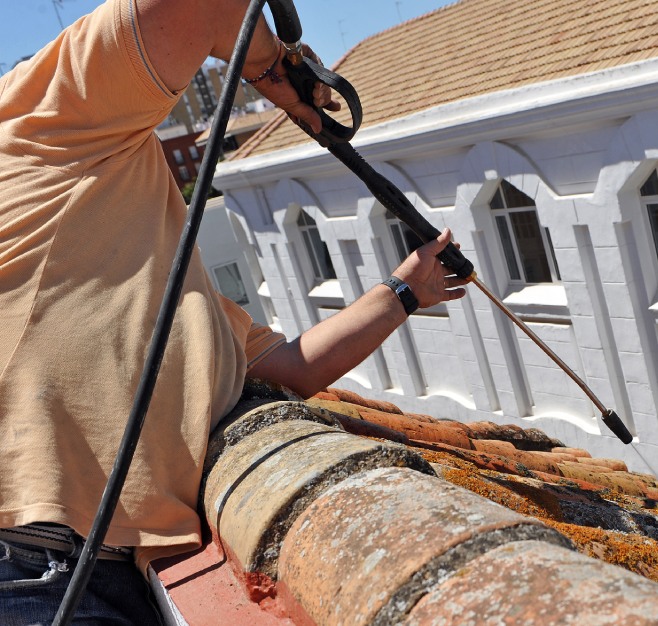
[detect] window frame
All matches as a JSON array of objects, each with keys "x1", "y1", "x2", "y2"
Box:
[
  {"x1": 212, "y1": 261, "x2": 250, "y2": 306},
  {"x1": 297, "y1": 210, "x2": 337, "y2": 283},
  {"x1": 490, "y1": 181, "x2": 560, "y2": 285},
  {"x1": 639, "y1": 169, "x2": 658, "y2": 263}
]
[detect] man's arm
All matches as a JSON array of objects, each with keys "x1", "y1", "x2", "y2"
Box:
[
  {"x1": 248, "y1": 229, "x2": 468, "y2": 398},
  {"x1": 135, "y1": 0, "x2": 334, "y2": 133}
]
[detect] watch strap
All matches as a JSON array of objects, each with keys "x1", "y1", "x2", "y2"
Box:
[{"x1": 381, "y1": 275, "x2": 419, "y2": 315}]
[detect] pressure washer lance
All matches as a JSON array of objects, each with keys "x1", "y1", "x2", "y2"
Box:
[{"x1": 279, "y1": 37, "x2": 633, "y2": 445}]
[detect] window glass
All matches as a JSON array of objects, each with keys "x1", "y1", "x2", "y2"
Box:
[
  {"x1": 501, "y1": 179, "x2": 534, "y2": 208},
  {"x1": 489, "y1": 188, "x2": 504, "y2": 210},
  {"x1": 385, "y1": 210, "x2": 423, "y2": 262},
  {"x1": 213, "y1": 263, "x2": 249, "y2": 305},
  {"x1": 173, "y1": 149, "x2": 184, "y2": 165},
  {"x1": 178, "y1": 166, "x2": 190, "y2": 181},
  {"x1": 640, "y1": 170, "x2": 658, "y2": 196},
  {"x1": 640, "y1": 170, "x2": 658, "y2": 263},
  {"x1": 301, "y1": 230, "x2": 321, "y2": 278},
  {"x1": 509, "y1": 211, "x2": 552, "y2": 283},
  {"x1": 647, "y1": 203, "x2": 658, "y2": 260},
  {"x1": 189, "y1": 145, "x2": 200, "y2": 160},
  {"x1": 489, "y1": 181, "x2": 559, "y2": 284},
  {"x1": 495, "y1": 215, "x2": 521, "y2": 280},
  {"x1": 297, "y1": 211, "x2": 336, "y2": 281}
]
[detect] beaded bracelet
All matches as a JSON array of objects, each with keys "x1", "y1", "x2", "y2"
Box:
[{"x1": 244, "y1": 46, "x2": 283, "y2": 85}]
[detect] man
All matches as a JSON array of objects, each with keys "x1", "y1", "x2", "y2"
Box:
[{"x1": 0, "y1": 0, "x2": 466, "y2": 622}]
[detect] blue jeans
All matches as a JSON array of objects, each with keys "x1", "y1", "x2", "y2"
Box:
[{"x1": 0, "y1": 540, "x2": 163, "y2": 625}]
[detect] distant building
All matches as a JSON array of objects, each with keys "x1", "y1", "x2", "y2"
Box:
[
  {"x1": 156, "y1": 125, "x2": 204, "y2": 191},
  {"x1": 168, "y1": 61, "x2": 263, "y2": 133},
  {"x1": 157, "y1": 61, "x2": 277, "y2": 189},
  {"x1": 195, "y1": 107, "x2": 279, "y2": 157}
]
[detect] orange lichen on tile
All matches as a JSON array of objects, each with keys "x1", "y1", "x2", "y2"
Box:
[
  {"x1": 427, "y1": 463, "x2": 658, "y2": 586},
  {"x1": 303, "y1": 389, "x2": 658, "y2": 584},
  {"x1": 439, "y1": 466, "x2": 564, "y2": 522},
  {"x1": 410, "y1": 443, "x2": 658, "y2": 582},
  {"x1": 544, "y1": 522, "x2": 658, "y2": 582}
]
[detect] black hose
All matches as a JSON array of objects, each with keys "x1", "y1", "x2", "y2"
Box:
[{"x1": 52, "y1": 0, "x2": 266, "y2": 622}]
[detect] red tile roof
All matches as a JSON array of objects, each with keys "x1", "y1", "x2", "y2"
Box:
[
  {"x1": 232, "y1": 0, "x2": 658, "y2": 159},
  {"x1": 153, "y1": 381, "x2": 658, "y2": 624}
]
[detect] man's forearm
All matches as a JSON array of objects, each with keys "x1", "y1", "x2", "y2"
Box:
[
  {"x1": 248, "y1": 229, "x2": 468, "y2": 398},
  {"x1": 249, "y1": 284, "x2": 408, "y2": 398}
]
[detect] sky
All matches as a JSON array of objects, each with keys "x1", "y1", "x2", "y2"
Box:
[{"x1": 0, "y1": 0, "x2": 451, "y2": 74}]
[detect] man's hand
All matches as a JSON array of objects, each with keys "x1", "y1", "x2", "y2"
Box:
[
  {"x1": 391, "y1": 228, "x2": 468, "y2": 308},
  {"x1": 245, "y1": 43, "x2": 341, "y2": 135}
]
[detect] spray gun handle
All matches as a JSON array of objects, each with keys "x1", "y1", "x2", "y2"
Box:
[
  {"x1": 437, "y1": 243, "x2": 475, "y2": 280},
  {"x1": 282, "y1": 56, "x2": 363, "y2": 146},
  {"x1": 266, "y1": 0, "x2": 362, "y2": 145}
]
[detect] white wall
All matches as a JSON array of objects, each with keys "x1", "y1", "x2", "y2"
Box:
[
  {"x1": 196, "y1": 197, "x2": 269, "y2": 326},
  {"x1": 211, "y1": 64, "x2": 658, "y2": 475}
]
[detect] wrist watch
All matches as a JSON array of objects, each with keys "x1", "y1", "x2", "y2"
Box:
[{"x1": 381, "y1": 276, "x2": 419, "y2": 315}]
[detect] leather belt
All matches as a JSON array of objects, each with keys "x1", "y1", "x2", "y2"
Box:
[{"x1": 0, "y1": 524, "x2": 133, "y2": 562}]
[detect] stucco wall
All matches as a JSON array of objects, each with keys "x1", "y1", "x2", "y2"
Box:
[{"x1": 209, "y1": 74, "x2": 658, "y2": 475}]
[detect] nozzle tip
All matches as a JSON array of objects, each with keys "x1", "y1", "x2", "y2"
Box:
[{"x1": 601, "y1": 410, "x2": 633, "y2": 444}]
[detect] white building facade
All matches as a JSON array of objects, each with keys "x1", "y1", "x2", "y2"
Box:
[{"x1": 209, "y1": 60, "x2": 658, "y2": 474}]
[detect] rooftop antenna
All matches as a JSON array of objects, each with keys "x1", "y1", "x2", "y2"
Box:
[
  {"x1": 338, "y1": 19, "x2": 348, "y2": 53},
  {"x1": 395, "y1": 1, "x2": 403, "y2": 21},
  {"x1": 52, "y1": 0, "x2": 74, "y2": 31}
]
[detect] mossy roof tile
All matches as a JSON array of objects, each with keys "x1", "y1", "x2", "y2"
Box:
[{"x1": 314, "y1": 386, "x2": 658, "y2": 583}]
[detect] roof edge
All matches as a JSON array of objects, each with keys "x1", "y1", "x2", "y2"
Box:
[{"x1": 213, "y1": 57, "x2": 658, "y2": 185}]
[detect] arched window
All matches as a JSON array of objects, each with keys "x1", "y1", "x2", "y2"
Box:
[
  {"x1": 297, "y1": 211, "x2": 336, "y2": 281},
  {"x1": 386, "y1": 210, "x2": 424, "y2": 262},
  {"x1": 490, "y1": 180, "x2": 560, "y2": 284},
  {"x1": 639, "y1": 169, "x2": 658, "y2": 261}
]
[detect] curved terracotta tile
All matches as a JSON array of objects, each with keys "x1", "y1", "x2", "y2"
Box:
[
  {"x1": 405, "y1": 540, "x2": 658, "y2": 625},
  {"x1": 358, "y1": 409, "x2": 474, "y2": 449},
  {"x1": 324, "y1": 387, "x2": 403, "y2": 414}
]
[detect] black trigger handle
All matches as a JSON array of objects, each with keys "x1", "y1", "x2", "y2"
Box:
[{"x1": 283, "y1": 56, "x2": 362, "y2": 147}]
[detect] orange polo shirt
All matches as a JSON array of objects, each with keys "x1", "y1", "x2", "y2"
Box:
[{"x1": 0, "y1": 0, "x2": 285, "y2": 571}]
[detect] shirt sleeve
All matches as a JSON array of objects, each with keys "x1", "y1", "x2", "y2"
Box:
[
  {"x1": 245, "y1": 322, "x2": 287, "y2": 370},
  {"x1": 215, "y1": 293, "x2": 286, "y2": 370}
]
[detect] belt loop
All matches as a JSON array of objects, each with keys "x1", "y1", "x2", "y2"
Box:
[{"x1": 68, "y1": 533, "x2": 84, "y2": 559}]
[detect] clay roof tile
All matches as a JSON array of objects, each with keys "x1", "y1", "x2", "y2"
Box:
[{"x1": 231, "y1": 0, "x2": 658, "y2": 159}]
